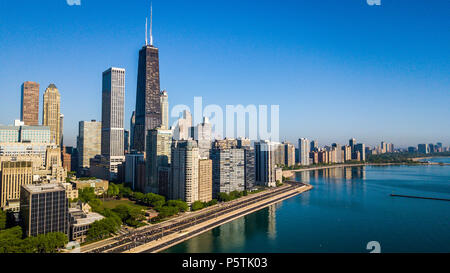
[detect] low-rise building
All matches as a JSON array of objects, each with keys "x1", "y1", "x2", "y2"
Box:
[
  {"x1": 69, "y1": 202, "x2": 104, "y2": 243},
  {"x1": 71, "y1": 178, "x2": 109, "y2": 195}
]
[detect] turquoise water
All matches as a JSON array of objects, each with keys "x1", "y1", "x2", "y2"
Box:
[
  {"x1": 163, "y1": 163, "x2": 450, "y2": 253},
  {"x1": 421, "y1": 157, "x2": 450, "y2": 164}
]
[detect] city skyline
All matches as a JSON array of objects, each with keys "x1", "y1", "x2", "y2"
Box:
[{"x1": 0, "y1": 1, "x2": 449, "y2": 148}]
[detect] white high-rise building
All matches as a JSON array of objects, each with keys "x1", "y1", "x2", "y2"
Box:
[
  {"x1": 298, "y1": 138, "x2": 310, "y2": 166},
  {"x1": 194, "y1": 117, "x2": 212, "y2": 158},
  {"x1": 173, "y1": 110, "x2": 192, "y2": 141},
  {"x1": 160, "y1": 90, "x2": 169, "y2": 129},
  {"x1": 170, "y1": 140, "x2": 199, "y2": 205},
  {"x1": 101, "y1": 67, "x2": 125, "y2": 178}
]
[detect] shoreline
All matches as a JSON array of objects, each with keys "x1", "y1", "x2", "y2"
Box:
[
  {"x1": 125, "y1": 184, "x2": 313, "y2": 253},
  {"x1": 282, "y1": 160, "x2": 449, "y2": 178}
]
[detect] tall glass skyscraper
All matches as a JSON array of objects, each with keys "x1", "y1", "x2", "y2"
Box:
[{"x1": 101, "y1": 67, "x2": 125, "y2": 176}]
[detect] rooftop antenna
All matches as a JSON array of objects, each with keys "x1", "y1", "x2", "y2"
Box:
[
  {"x1": 145, "y1": 17, "x2": 148, "y2": 45},
  {"x1": 150, "y1": 2, "x2": 153, "y2": 46}
]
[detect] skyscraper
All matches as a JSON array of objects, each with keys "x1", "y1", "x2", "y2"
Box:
[
  {"x1": 20, "y1": 81, "x2": 40, "y2": 126},
  {"x1": 211, "y1": 147, "x2": 245, "y2": 197},
  {"x1": 160, "y1": 90, "x2": 169, "y2": 129},
  {"x1": 101, "y1": 67, "x2": 126, "y2": 177},
  {"x1": 130, "y1": 111, "x2": 136, "y2": 151},
  {"x1": 77, "y1": 120, "x2": 101, "y2": 170},
  {"x1": 42, "y1": 84, "x2": 61, "y2": 146},
  {"x1": 198, "y1": 159, "x2": 212, "y2": 203},
  {"x1": 133, "y1": 7, "x2": 162, "y2": 152},
  {"x1": 349, "y1": 138, "x2": 356, "y2": 153},
  {"x1": 59, "y1": 113, "x2": 64, "y2": 147},
  {"x1": 173, "y1": 110, "x2": 192, "y2": 141},
  {"x1": 170, "y1": 140, "x2": 199, "y2": 205},
  {"x1": 255, "y1": 140, "x2": 277, "y2": 188},
  {"x1": 146, "y1": 127, "x2": 172, "y2": 194},
  {"x1": 298, "y1": 138, "x2": 310, "y2": 166}
]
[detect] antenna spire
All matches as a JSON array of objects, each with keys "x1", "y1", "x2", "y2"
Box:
[
  {"x1": 145, "y1": 17, "x2": 148, "y2": 45},
  {"x1": 150, "y1": 2, "x2": 153, "y2": 46}
]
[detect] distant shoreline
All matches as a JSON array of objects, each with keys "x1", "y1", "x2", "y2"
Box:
[{"x1": 283, "y1": 158, "x2": 449, "y2": 178}]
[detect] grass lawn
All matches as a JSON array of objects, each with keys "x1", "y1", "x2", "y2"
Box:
[{"x1": 101, "y1": 199, "x2": 148, "y2": 210}]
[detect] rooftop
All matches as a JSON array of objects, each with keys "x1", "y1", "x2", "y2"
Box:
[{"x1": 22, "y1": 183, "x2": 65, "y2": 193}]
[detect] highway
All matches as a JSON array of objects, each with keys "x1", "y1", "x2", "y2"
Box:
[{"x1": 83, "y1": 182, "x2": 307, "y2": 253}]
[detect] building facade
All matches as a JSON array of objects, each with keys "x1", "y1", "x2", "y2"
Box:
[
  {"x1": 0, "y1": 161, "x2": 33, "y2": 210},
  {"x1": 198, "y1": 159, "x2": 212, "y2": 203},
  {"x1": 77, "y1": 120, "x2": 101, "y2": 170},
  {"x1": 133, "y1": 44, "x2": 162, "y2": 152},
  {"x1": 146, "y1": 128, "x2": 172, "y2": 194},
  {"x1": 20, "y1": 183, "x2": 69, "y2": 237},
  {"x1": 21, "y1": 81, "x2": 40, "y2": 126},
  {"x1": 42, "y1": 84, "x2": 61, "y2": 146},
  {"x1": 298, "y1": 138, "x2": 310, "y2": 166},
  {"x1": 101, "y1": 68, "x2": 126, "y2": 178}
]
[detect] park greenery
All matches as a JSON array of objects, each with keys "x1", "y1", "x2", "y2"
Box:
[
  {"x1": 191, "y1": 199, "x2": 219, "y2": 211},
  {"x1": 0, "y1": 226, "x2": 68, "y2": 253}
]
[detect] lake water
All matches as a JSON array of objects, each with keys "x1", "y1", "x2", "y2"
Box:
[{"x1": 163, "y1": 162, "x2": 450, "y2": 253}]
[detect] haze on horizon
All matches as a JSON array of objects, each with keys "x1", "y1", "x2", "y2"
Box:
[{"x1": 0, "y1": 0, "x2": 449, "y2": 148}]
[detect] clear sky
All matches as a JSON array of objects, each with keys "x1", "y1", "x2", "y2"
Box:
[{"x1": 0, "y1": 0, "x2": 449, "y2": 148}]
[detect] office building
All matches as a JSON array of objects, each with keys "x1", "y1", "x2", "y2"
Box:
[
  {"x1": 77, "y1": 120, "x2": 101, "y2": 170},
  {"x1": 124, "y1": 152, "x2": 145, "y2": 191},
  {"x1": 21, "y1": 81, "x2": 40, "y2": 126},
  {"x1": 42, "y1": 84, "x2": 61, "y2": 146},
  {"x1": 170, "y1": 140, "x2": 199, "y2": 205},
  {"x1": 59, "y1": 114, "x2": 64, "y2": 146},
  {"x1": 130, "y1": 111, "x2": 135, "y2": 151},
  {"x1": 146, "y1": 128, "x2": 172, "y2": 194},
  {"x1": 133, "y1": 16, "x2": 162, "y2": 152},
  {"x1": 0, "y1": 161, "x2": 33, "y2": 210},
  {"x1": 101, "y1": 68, "x2": 126, "y2": 179},
  {"x1": 20, "y1": 183, "x2": 69, "y2": 237},
  {"x1": 124, "y1": 130, "x2": 130, "y2": 153},
  {"x1": 0, "y1": 124, "x2": 51, "y2": 144},
  {"x1": 298, "y1": 138, "x2": 310, "y2": 166},
  {"x1": 237, "y1": 137, "x2": 251, "y2": 149},
  {"x1": 198, "y1": 159, "x2": 212, "y2": 203}
]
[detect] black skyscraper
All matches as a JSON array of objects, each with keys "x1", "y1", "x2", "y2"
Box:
[{"x1": 133, "y1": 9, "x2": 162, "y2": 152}]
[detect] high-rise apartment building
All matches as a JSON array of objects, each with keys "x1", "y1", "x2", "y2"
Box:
[
  {"x1": 146, "y1": 128, "x2": 172, "y2": 194},
  {"x1": 211, "y1": 147, "x2": 245, "y2": 197},
  {"x1": 244, "y1": 147, "x2": 256, "y2": 190},
  {"x1": 20, "y1": 183, "x2": 69, "y2": 237},
  {"x1": 77, "y1": 120, "x2": 101, "y2": 170},
  {"x1": 160, "y1": 90, "x2": 169, "y2": 129},
  {"x1": 310, "y1": 140, "x2": 319, "y2": 152},
  {"x1": 354, "y1": 143, "x2": 366, "y2": 161},
  {"x1": 170, "y1": 140, "x2": 199, "y2": 205},
  {"x1": 42, "y1": 84, "x2": 61, "y2": 146},
  {"x1": 194, "y1": 117, "x2": 213, "y2": 158},
  {"x1": 298, "y1": 138, "x2": 310, "y2": 166},
  {"x1": 283, "y1": 142, "x2": 296, "y2": 167},
  {"x1": 21, "y1": 81, "x2": 40, "y2": 126},
  {"x1": 255, "y1": 140, "x2": 277, "y2": 188},
  {"x1": 349, "y1": 138, "x2": 356, "y2": 153},
  {"x1": 198, "y1": 159, "x2": 212, "y2": 203},
  {"x1": 0, "y1": 161, "x2": 33, "y2": 210},
  {"x1": 101, "y1": 67, "x2": 126, "y2": 178}
]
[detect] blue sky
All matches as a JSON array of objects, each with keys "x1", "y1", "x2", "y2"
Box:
[{"x1": 0, "y1": 0, "x2": 449, "y2": 148}]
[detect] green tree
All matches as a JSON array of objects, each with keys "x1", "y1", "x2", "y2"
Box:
[
  {"x1": 167, "y1": 200, "x2": 188, "y2": 212},
  {"x1": 191, "y1": 201, "x2": 205, "y2": 211},
  {"x1": 0, "y1": 209, "x2": 6, "y2": 230}
]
